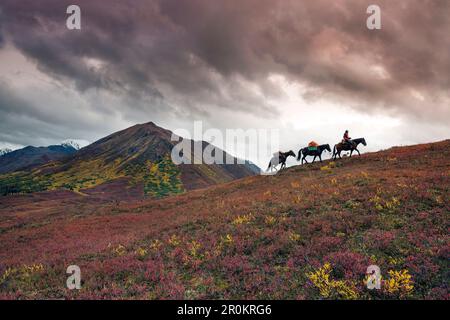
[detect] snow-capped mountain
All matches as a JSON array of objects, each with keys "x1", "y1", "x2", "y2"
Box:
[
  {"x1": 0, "y1": 148, "x2": 13, "y2": 156},
  {"x1": 61, "y1": 140, "x2": 81, "y2": 150}
]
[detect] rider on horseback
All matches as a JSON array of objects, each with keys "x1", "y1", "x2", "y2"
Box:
[{"x1": 342, "y1": 130, "x2": 354, "y2": 148}]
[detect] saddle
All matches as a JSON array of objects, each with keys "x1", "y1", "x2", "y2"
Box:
[{"x1": 342, "y1": 140, "x2": 355, "y2": 148}]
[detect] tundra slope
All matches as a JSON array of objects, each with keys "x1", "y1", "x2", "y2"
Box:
[{"x1": 0, "y1": 140, "x2": 448, "y2": 299}]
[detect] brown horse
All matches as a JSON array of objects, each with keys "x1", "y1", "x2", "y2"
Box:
[{"x1": 332, "y1": 138, "x2": 367, "y2": 159}]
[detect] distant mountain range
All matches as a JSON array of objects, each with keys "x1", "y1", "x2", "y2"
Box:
[
  {"x1": 0, "y1": 144, "x2": 77, "y2": 174},
  {"x1": 0, "y1": 122, "x2": 260, "y2": 197}
]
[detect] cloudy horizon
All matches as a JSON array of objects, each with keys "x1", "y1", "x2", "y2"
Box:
[{"x1": 0, "y1": 0, "x2": 449, "y2": 167}]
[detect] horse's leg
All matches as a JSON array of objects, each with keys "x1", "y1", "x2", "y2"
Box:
[
  {"x1": 334, "y1": 147, "x2": 341, "y2": 160},
  {"x1": 319, "y1": 154, "x2": 322, "y2": 162},
  {"x1": 312, "y1": 155, "x2": 317, "y2": 163},
  {"x1": 356, "y1": 148, "x2": 361, "y2": 156},
  {"x1": 350, "y1": 149, "x2": 353, "y2": 157},
  {"x1": 267, "y1": 160, "x2": 273, "y2": 172}
]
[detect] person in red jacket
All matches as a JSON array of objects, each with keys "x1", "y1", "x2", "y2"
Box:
[
  {"x1": 343, "y1": 130, "x2": 350, "y2": 141},
  {"x1": 342, "y1": 130, "x2": 353, "y2": 147}
]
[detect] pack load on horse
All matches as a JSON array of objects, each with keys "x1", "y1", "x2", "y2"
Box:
[
  {"x1": 267, "y1": 150, "x2": 296, "y2": 172},
  {"x1": 308, "y1": 141, "x2": 319, "y2": 151},
  {"x1": 297, "y1": 143, "x2": 331, "y2": 165}
]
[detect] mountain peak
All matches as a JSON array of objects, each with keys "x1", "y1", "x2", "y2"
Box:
[
  {"x1": 0, "y1": 121, "x2": 259, "y2": 197},
  {"x1": 61, "y1": 140, "x2": 81, "y2": 150}
]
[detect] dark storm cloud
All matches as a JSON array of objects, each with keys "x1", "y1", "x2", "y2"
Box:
[{"x1": 0, "y1": 0, "x2": 449, "y2": 124}]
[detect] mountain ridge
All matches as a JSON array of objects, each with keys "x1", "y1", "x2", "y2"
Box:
[
  {"x1": 0, "y1": 122, "x2": 259, "y2": 197},
  {"x1": 0, "y1": 144, "x2": 77, "y2": 174}
]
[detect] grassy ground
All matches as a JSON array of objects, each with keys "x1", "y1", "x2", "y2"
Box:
[
  {"x1": 0, "y1": 155, "x2": 184, "y2": 197},
  {"x1": 0, "y1": 140, "x2": 448, "y2": 299}
]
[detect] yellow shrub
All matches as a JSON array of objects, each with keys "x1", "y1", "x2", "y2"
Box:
[
  {"x1": 307, "y1": 263, "x2": 358, "y2": 300},
  {"x1": 232, "y1": 214, "x2": 253, "y2": 225},
  {"x1": 331, "y1": 280, "x2": 359, "y2": 300},
  {"x1": 384, "y1": 269, "x2": 414, "y2": 297},
  {"x1": 291, "y1": 182, "x2": 300, "y2": 188},
  {"x1": 150, "y1": 239, "x2": 162, "y2": 251},
  {"x1": 168, "y1": 235, "x2": 181, "y2": 246},
  {"x1": 292, "y1": 195, "x2": 302, "y2": 204},
  {"x1": 135, "y1": 247, "x2": 148, "y2": 258},
  {"x1": 385, "y1": 197, "x2": 400, "y2": 211},
  {"x1": 222, "y1": 234, "x2": 234, "y2": 245},
  {"x1": 264, "y1": 190, "x2": 272, "y2": 197},
  {"x1": 21, "y1": 264, "x2": 44, "y2": 275},
  {"x1": 189, "y1": 241, "x2": 202, "y2": 258},
  {"x1": 265, "y1": 216, "x2": 277, "y2": 226},
  {"x1": 1, "y1": 264, "x2": 45, "y2": 284},
  {"x1": 307, "y1": 263, "x2": 333, "y2": 297},
  {"x1": 113, "y1": 244, "x2": 126, "y2": 256},
  {"x1": 289, "y1": 232, "x2": 301, "y2": 242},
  {"x1": 0, "y1": 267, "x2": 16, "y2": 284}
]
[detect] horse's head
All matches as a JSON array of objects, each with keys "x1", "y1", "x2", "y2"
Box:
[
  {"x1": 287, "y1": 150, "x2": 296, "y2": 158},
  {"x1": 361, "y1": 138, "x2": 367, "y2": 146},
  {"x1": 324, "y1": 144, "x2": 332, "y2": 152}
]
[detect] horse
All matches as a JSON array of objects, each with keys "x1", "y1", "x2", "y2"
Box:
[
  {"x1": 297, "y1": 144, "x2": 331, "y2": 165},
  {"x1": 332, "y1": 138, "x2": 367, "y2": 160},
  {"x1": 267, "y1": 150, "x2": 296, "y2": 172}
]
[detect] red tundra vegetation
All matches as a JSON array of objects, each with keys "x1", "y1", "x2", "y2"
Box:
[{"x1": 0, "y1": 140, "x2": 448, "y2": 299}]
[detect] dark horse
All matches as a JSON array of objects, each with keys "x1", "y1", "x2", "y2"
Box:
[
  {"x1": 332, "y1": 138, "x2": 367, "y2": 160},
  {"x1": 297, "y1": 144, "x2": 331, "y2": 165},
  {"x1": 267, "y1": 150, "x2": 296, "y2": 172}
]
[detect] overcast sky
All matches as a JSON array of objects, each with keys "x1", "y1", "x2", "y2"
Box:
[{"x1": 0, "y1": 0, "x2": 449, "y2": 167}]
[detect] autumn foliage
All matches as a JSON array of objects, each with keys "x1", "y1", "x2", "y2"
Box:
[{"x1": 0, "y1": 140, "x2": 448, "y2": 299}]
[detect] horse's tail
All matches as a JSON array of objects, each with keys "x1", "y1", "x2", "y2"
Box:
[
  {"x1": 332, "y1": 145, "x2": 336, "y2": 157},
  {"x1": 296, "y1": 149, "x2": 302, "y2": 161},
  {"x1": 267, "y1": 160, "x2": 272, "y2": 171}
]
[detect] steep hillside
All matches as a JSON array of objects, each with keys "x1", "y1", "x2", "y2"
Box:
[
  {"x1": 0, "y1": 122, "x2": 258, "y2": 197},
  {"x1": 0, "y1": 145, "x2": 77, "y2": 174},
  {"x1": 0, "y1": 140, "x2": 448, "y2": 299}
]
